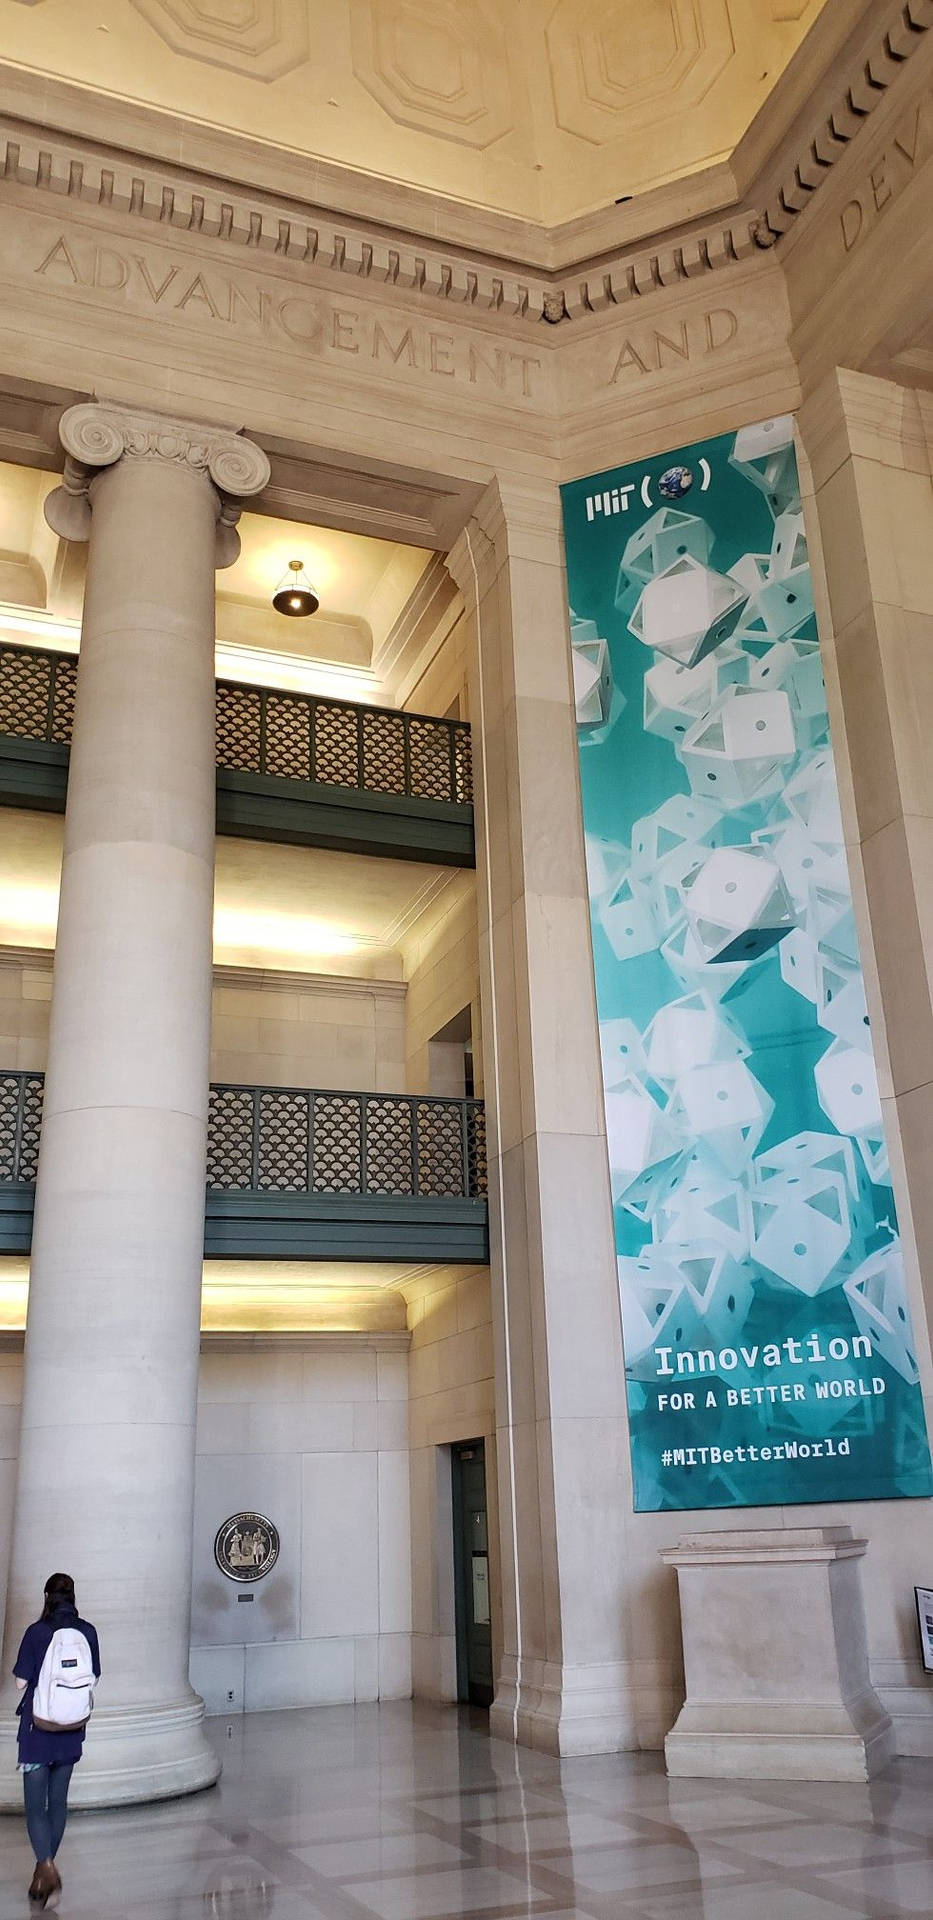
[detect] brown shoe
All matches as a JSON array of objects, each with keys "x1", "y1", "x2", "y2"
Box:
[{"x1": 29, "y1": 1860, "x2": 58, "y2": 1908}]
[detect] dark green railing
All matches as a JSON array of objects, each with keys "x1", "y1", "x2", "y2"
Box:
[
  {"x1": 0, "y1": 1070, "x2": 487, "y2": 1201},
  {"x1": 0, "y1": 640, "x2": 472, "y2": 808}
]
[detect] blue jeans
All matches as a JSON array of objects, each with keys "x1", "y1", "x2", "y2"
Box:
[{"x1": 23, "y1": 1764, "x2": 73, "y2": 1862}]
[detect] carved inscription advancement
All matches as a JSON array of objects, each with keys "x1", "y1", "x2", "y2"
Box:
[
  {"x1": 32, "y1": 231, "x2": 543, "y2": 405},
  {"x1": 838, "y1": 84, "x2": 931, "y2": 254},
  {"x1": 608, "y1": 308, "x2": 739, "y2": 383}
]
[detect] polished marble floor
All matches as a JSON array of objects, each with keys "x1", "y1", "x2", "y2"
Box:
[{"x1": 2, "y1": 1702, "x2": 933, "y2": 1919}]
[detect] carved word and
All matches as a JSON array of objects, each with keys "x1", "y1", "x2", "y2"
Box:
[
  {"x1": 34, "y1": 233, "x2": 543, "y2": 404},
  {"x1": 608, "y1": 309, "x2": 739, "y2": 384}
]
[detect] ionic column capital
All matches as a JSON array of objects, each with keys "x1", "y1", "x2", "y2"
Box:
[{"x1": 44, "y1": 400, "x2": 271, "y2": 568}]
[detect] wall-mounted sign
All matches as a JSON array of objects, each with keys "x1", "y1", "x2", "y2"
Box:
[
  {"x1": 560, "y1": 417, "x2": 933, "y2": 1513},
  {"x1": 214, "y1": 1512, "x2": 280, "y2": 1583}
]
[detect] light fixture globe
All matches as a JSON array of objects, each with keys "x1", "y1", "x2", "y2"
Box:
[{"x1": 272, "y1": 558, "x2": 319, "y2": 617}]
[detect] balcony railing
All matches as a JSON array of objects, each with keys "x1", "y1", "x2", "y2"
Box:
[
  {"x1": 0, "y1": 1071, "x2": 489, "y2": 1262},
  {"x1": 0, "y1": 641, "x2": 475, "y2": 865}
]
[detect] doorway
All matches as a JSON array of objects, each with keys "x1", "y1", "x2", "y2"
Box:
[{"x1": 451, "y1": 1439, "x2": 493, "y2": 1707}]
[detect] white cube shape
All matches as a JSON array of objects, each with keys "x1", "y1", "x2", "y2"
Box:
[
  {"x1": 683, "y1": 845, "x2": 797, "y2": 964},
  {"x1": 678, "y1": 1245, "x2": 755, "y2": 1347},
  {"x1": 816, "y1": 957, "x2": 871, "y2": 1049},
  {"x1": 680, "y1": 687, "x2": 796, "y2": 809},
  {"x1": 755, "y1": 1129, "x2": 861, "y2": 1203},
  {"x1": 779, "y1": 927, "x2": 821, "y2": 1003},
  {"x1": 769, "y1": 510, "x2": 808, "y2": 578},
  {"x1": 752, "y1": 817, "x2": 847, "y2": 912},
  {"x1": 732, "y1": 416, "x2": 795, "y2": 465},
  {"x1": 630, "y1": 794, "x2": 725, "y2": 871},
  {"x1": 730, "y1": 416, "x2": 800, "y2": 515},
  {"x1": 734, "y1": 566, "x2": 815, "y2": 645},
  {"x1": 784, "y1": 752, "x2": 844, "y2": 848},
  {"x1": 630, "y1": 556, "x2": 748, "y2": 669},
  {"x1": 661, "y1": 916, "x2": 762, "y2": 1000},
  {"x1": 598, "y1": 865, "x2": 660, "y2": 960},
  {"x1": 571, "y1": 626, "x2": 613, "y2": 729},
  {"x1": 641, "y1": 840, "x2": 716, "y2": 936},
  {"x1": 644, "y1": 645, "x2": 748, "y2": 742},
  {"x1": 585, "y1": 834, "x2": 628, "y2": 901},
  {"x1": 617, "y1": 506, "x2": 713, "y2": 589},
  {"x1": 643, "y1": 991, "x2": 748, "y2": 1083},
  {"x1": 751, "y1": 1166, "x2": 856, "y2": 1295},
  {"x1": 619, "y1": 1250, "x2": 703, "y2": 1373},
  {"x1": 656, "y1": 1160, "x2": 753, "y2": 1264},
  {"x1": 667, "y1": 1059, "x2": 774, "y2": 1177},
  {"x1": 844, "y1": 1244, "x2": 919, "y2": 1384},
  {"x1": 604, "y1": 1079, "x2": 684, "y2": 1218},
  {"x1": 814, "y1": 1040, "x2": 881, "y2": 1140},
  {"x1": 599, "y1": 1017, "x2": 647, "y2": 1091}
]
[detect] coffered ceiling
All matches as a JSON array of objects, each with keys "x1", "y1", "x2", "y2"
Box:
[{"x1": 1, "y1": 0, "x2": 831, "y2": 223}]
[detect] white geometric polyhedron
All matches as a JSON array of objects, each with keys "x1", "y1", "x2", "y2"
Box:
[
  {"x1": 730, "y1": 416, "x2": 800, "y2": 515},
  {"x1": 732, "y1": 566, "x2": 815, "y2": 645},
  {"x1": 584, "y1": 834, "x2": 628, "y2": 901},
  {"x1": 639, "y1": 837, "x2": 724, "y2": 937},
  {"x1": 597, "y1": 859, "x2": 659, "y2": 960},
  {"x1": 655, "y1": 1157, "x2": 753, "y2": 1264},
  {"x1": 660, "y1": 916, "x2": 764, "y2": 1001},
  {"x1": 751, "y1": 816, "x2": 847, "y2": 913},
  {"x1": 814, "y1": 1041, "x2": 885, "y2": 1186},
  {"x1": 616, "y1": 506, "x2": 713, "y2": 590},
  {"x1": 604, "y1": 1079, "x2": 684, "y2": 1218},
  {"x1": 754, "y1": 1130, "x2": 861, "y2": 1203},
  {"x1": 644, "y1": 644, "x2": 748, "y2": 743},
  {"x1": 679, "y1": 686, "x2": 797, "y2": 809},
  {"x1": 779, "y1": 927, "x2": 821, "y2": 1003},
  {"x1": 619, "y1": 1243, "x2": 753, "y2": 1372},
  {"x1": 769, "y1": 510, "x2": 808, "y2": 579},
  {"x1": 844, "y1": 1243, "x2": 920, "y2": 1384},
  {"x1": 643, "y1": 991, "x2": 749, "y2": 1084},
  {"x1": 630, "y1": 556, "x2": 748, "y2": 669},
  {"x1": 784, "y1": 751, "x2": 845, "y2": 848},
  {"x1": 666, "y1": 1059, "x2": 774, "y2": 1177},
  {"x1": 599, "y1": 1017, "x2": 648, "y2": 1092},
  {"x1": 570, "y1": 619, "x2": 613, "y2": 729},
  {"x1": 630, "y1": 794, "x2": 724, "y2": 873},
  {"x1": 682, "y1": 844, "x2": 797, "y2": 964},
  {"x1": 750, "y1": 640, "x2": 826, "y2": 747},
  {"x1": 750, "y1": 1165, "x2": 856, "y2": 1296},
  {"x1": 816, "y1": 955, "x2": 871, "y2": 1050}
]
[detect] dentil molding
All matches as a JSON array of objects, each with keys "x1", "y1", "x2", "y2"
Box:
[{"x1": 0, "y1": 1, "x2": 928, "y2": 330}]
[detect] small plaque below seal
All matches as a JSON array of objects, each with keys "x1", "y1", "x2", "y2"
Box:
[{"x1": 214, "y1": 1512, "x2": 280, "y2": 1584}]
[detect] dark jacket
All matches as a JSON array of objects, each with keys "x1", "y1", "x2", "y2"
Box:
[{"x1": 14, "y1": 1604, "x2": 101, "y2": 1767}]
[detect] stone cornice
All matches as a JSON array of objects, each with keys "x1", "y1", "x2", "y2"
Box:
[
  {"x1": 753, "y1": 0, "x2": 932, "y2": 246},
  {"x1": 0, "y1": 1, "x2": 927, "y2": 334}
]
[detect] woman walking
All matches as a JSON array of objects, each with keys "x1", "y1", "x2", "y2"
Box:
[{"x1": 13, "y1": 1573, "x2": 101, "y2": 1908}]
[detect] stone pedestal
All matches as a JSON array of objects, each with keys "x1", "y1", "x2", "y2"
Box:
[
  {"x1": 662, "y1": 1525, "x2": 894, "y2": 1782},
  {"x1": 0, "y1": 403, "x2": 269, "y2": 1807}
]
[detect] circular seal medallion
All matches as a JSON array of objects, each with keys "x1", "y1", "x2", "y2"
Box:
[{"x1": 214, "y1": 1512, "x2": 280, "y2": 1584}]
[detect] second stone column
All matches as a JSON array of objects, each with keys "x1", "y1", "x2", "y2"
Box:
[{"x1": 0, "y1": 403, "x2": 269, "y2": 1806}]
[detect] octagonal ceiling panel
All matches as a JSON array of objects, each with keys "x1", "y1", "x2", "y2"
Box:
[
  {"x1": 547, "y1": 0, "x2": 735, "y2": 142},
  {"x1": 348, "y1": 0, "x2": 514, "y2": 146},
  {"x1": 1, "y1": 0, "x2": 832, "y2": 219},
  {"x1": 129, "y1": 0, "x2": 310, "y2": 79}
]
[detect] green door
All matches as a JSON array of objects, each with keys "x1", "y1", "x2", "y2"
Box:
[{"x1": 451, "y1": 1440, "x2": 493, "y2": 1707}]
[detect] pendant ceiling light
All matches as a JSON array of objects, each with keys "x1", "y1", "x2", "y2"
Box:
[{"x1": 272, "y1": 558, "x2": 319, "y2": 617}]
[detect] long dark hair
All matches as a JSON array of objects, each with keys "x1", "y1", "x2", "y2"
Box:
[{"x1": 41, "y1": 1573, "x2": 76, "y2": 1621}]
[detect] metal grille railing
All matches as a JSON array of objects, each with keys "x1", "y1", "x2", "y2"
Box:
[
  {"x1": 0, "y1": 1070, "x2": 487, "y2": 1202},
  {"x1": 0, "y1": 1072, "x2": 44, "y2": 1185},
  {"x1": 0, "y1": 641, "x2": 473, "y2": 807},
  {"x1": 206, "y1": 1084, "x2": 487, "y2": 1199},
  {"x1": 0, "y1": 644, "x2": 77, "y2": 745},
  {"x1": 213, "y1": 680, "x2": 473, "y2": 805}
]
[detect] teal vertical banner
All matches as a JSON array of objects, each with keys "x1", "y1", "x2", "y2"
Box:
[{"x1": 560, "y1": 419, "x2": 933, "y2": 1512}]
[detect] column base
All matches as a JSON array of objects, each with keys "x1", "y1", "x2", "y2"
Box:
[
  {"x1": 0, "y1": 1697, "x2": 220, "y2": 1809},
  {"x1": 665, "y1": 1697, "x2": 894, "y2": 1783},
  {"x1": 490, "y1": 1657, "x2": 640, "y2": 1755}
]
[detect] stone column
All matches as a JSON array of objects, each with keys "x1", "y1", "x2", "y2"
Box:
[
  {"x1": 448, "y1": 478, "x2": 636, "y2": 1755},
  {"x1": 798, "y1": 367, "x2": 933, "y2": 1751},
  {"x1": 0, "y1": 403, "x2": 269, "y2": 1806}
]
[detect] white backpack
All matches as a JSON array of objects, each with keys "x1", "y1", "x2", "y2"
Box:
[{"x1": 32, "y1": 1627, "x2": 96, "y2": 1733}]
